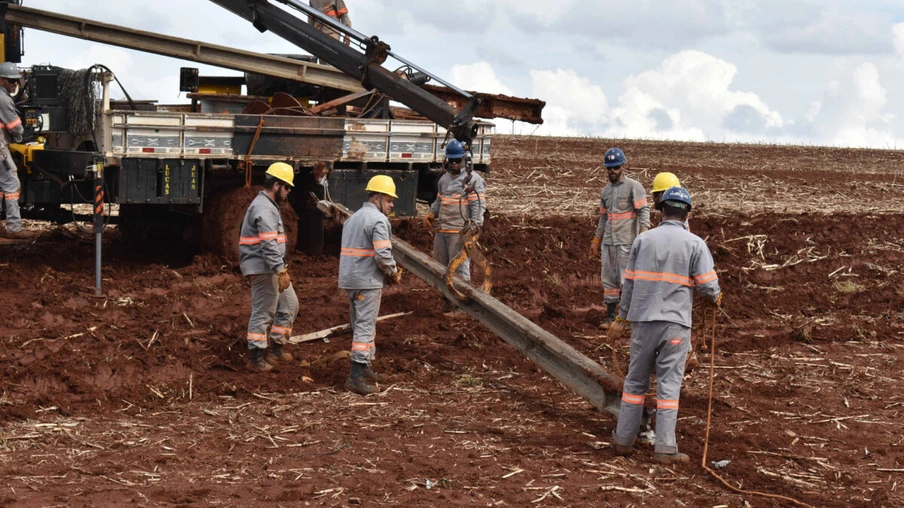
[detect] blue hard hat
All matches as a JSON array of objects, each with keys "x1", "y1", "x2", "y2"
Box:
[
  {"x1": 603, "y1": 147, "x2": 626, "y2": 168},
  {"x1": 660, "y1": 186, "x2": 692, "y2": 212},
  {"x1": 445, "y1": 139, "x2": 466, "y2": 159}
]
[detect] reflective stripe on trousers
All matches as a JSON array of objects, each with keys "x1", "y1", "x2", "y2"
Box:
[
  {"x1": 0, "y1": 152, "x2": 21, "y2": 232},
  {"x1": 347, "y1": 288, "x2": 382, "y2": 365},
  {"x1": 601, "y1": 244, "x2": 631, "y2": 303},
  {"x1": 613, "y1": 320, "x2": 691, "y2": 454},
  {"x1": 433, "y1": 232, "x2": 469, "y2": 282},
  {"x1": 247, "y1": 273, "x2": 299, "y2": 350}
]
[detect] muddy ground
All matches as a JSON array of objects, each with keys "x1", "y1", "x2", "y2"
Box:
[{"x1": 1, "y1": 137, "x2": 903, "y2": 507}]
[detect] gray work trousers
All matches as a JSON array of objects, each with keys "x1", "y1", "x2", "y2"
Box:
[
  {"x1": 247, "y1": 273, "x2": 299, "y2": 350},
  {"x1": 434, "y1": 232, "x2": 469, "y2": 282},
  {"x1": 0, "y1": 152, "x2": 22, "y2": 232},
  {"x1": 601, "y1": 244, "x2": 631, "y2": 303},
  {"x1": 613, "y1": 320, "x2": 691, "y2": 454},
  {"x1": 347, "y1": 288, "x2": 382, "y2": 365}
]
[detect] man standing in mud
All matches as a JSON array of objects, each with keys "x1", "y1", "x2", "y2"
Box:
[
  {"x1": 588, "y1": 147, "x2": 649, "y2": 328},
  {"x1": 239, "y1": 162, "x2": 299, "y2": 372},
  {"x1": 0, "y1": 62, "x2": 37, "y2": 239},
  {"x1": 423, "y1": 140, "x2": 487, "y2": 314},
  {"x1": 608, "y1": 186, "x2": 721, "y2": 463},
  {"x1": 339, "y1": 175, "x2": 403, "y2": 395}
]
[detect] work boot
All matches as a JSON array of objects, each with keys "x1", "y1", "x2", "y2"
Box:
[
  {"x1": 266, "y1": 340, "x2": 294, "y2": 364},
  {"x1": 612, "y1": 442, "x2": 633, "y2": 456},
  {"x1": 653, "y1": 452, "x2": 690, "y2": 464},
  {"x1": 599, "y1": 302, "x2": 618, "y2": 330},
  {"x1": 247, "y1": 348, "x2": 273, "y2": 372},
  {"x1": 4, "y1": 229, "x2": 38, "y2": 240},
  {"x1": 345, "y1": 361, "x2": 376, "y2": 395},
  {"x1": 362, "y1": 364, "x2": 385, "y2": 384},
  {"x1": 685, "y1": 351, "x2": 700, "y2": 373}
]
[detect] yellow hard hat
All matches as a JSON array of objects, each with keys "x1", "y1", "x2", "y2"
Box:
[
  {"x1": 265, "y1": 162, "x2": 295, "y2": 187},
  {"x1": 365, "y1": 175, "x2": 398, "y2": 198},
  {"x1": 652, "y1": 172, "x2": 681, "y2": 193}
]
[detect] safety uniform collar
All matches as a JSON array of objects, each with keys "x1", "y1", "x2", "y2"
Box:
[
  {"x1": 258, "y1": 190, "x2": 280, "y2": 210},
  {"x1": 658, "y1": 219, "x2": 688, "y2": 230},
  {"x1": 362, "y1": 201, "x2": 385, "y2": 216}
]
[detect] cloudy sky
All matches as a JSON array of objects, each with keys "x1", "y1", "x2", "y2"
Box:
[{"x1": 19, "y1": 0, "x2": 904, "y2": 148}]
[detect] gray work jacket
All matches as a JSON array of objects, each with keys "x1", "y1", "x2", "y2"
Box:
[
  {"x1": 595, "y1": 176, "x2": 650, "y2": 245},
  {"x1": 619, "y1": 220, "x2": 721, "y2": 327},
  {"x1": 239, "y1": 192, "x2": 287, "y2": 276},
  {"x1": 429, "y1": 169, "x2": 487, "y2": 233},
  {"x1": 0, "y1": 92, "x2": 23, "y2": 157},
  {"x1": 338, "y1": 202, "x2": 397, "y2": 289}
]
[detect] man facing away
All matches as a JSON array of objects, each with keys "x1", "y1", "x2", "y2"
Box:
[
  {"x1": 338, "y1": 175, "x2": 403, "y2": 395},
  {"x1": 239, "y1": 162, "x2": 299, "y2": 372},
  {"x1": 608, "y1": 186, "x2": 721, "y2": 463}
]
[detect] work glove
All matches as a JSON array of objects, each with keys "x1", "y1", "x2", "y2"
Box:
[
  {"x1": 423, "y1": 212, "x2": 437, "y2": 229},
  {"x1": 277, "y1": 268, "x2": 291, "y2": 293},
  {"x1": 388, "y1": 267, "x2": 403, "y2": 285},
  {"x1": 639, "y1": 226, "x2": 649, "y2": 234},
  {"x1": 607, "y1": 316, "x2": 628, "y2": 344},
  {"x1": 709, "y1": 292, "x2": 723, "y2": 308},
  {"x1": 588, "y1": 237, "x2": 602, "y2": 259}
]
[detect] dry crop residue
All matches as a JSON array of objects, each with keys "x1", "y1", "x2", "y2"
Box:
[{"x1": 1, "y1": 136, "x2": 902, "y2": 507}]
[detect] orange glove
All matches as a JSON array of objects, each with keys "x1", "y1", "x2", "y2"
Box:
[
  {"x1": 589, "y1": 237, "x2": 602, "y2": 259},
  {"x1": 607, "y1": 317, "x2": 628, "y2": 344},
  {"x1": 423, "y1": 212, "x2": 437, "y2": 229},
  {"x1": 711, "y1": 292, "x2": 723, "y2": 308},
  {"x1": 277, "y1": 268, "x2": 291, "y2": 292},
  {"x1": 388, "y1": 267, "x2": 403, "y2": 285}
]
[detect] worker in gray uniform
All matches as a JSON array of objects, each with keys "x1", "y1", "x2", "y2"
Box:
[
  {"x1": 423, "y1": 139, "x2": 486, "y2": 312},
  {"x1": 339, "y1": 175, "x2": 403, "y2": 395},
  {"x1": 588, "y1": 147, "x2": 649, "y2": 328},
  {"x1": 608, "y1": 186, "x2": 721, "y2": 463},
  {"x1": 0, "y1": 62, "x2": 36, "y2": 239},
  {"x1": 239, "y1": 162, "x2": 299, "y2": 372}
]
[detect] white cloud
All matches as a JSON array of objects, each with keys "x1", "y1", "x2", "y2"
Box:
[
  {"x1": 894, "y1": 23, "x2": 904, "y2": 56},
  {"x1": 448, "y1": 62, "x2": 513, "y2": 95},
  {"x1": 530, "y1": 68, "x2": 608, "y2": 135}
]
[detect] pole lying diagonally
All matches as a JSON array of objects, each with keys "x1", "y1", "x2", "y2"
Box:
[{"x1": 320, "y1": 201, "x2": 627, "y2": 420}]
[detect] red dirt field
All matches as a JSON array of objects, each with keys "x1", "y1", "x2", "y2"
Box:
[{"x1": 2, "y1": 136, "x2": 904, "y2": 507}]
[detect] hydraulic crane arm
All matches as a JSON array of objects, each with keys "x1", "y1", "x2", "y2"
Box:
[{"x1": 208, "y1": 0, "x2": 481, "y2": 143}]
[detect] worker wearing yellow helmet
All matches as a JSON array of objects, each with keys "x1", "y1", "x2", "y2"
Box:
[
  {"x1": 239, "y1": 162, "x2": 299, "y2": 371},
  {"x1": 651, "y1": 172, "x2": 681, "y2": 209},
  {"x1": 338, "y1": 175, "x2": 403, "y2": 395}
]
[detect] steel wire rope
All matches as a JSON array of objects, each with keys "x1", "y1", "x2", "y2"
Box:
[{"x1": 700, "y1": 306, "x2": 815, "y2": 508}]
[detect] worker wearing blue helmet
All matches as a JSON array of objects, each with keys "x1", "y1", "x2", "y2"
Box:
[
  {"x1": 424, "y1": 139, "x2": 487, "y2": 315},
  {"x1": 589, "y1": 147, "x2": 650, "y2": 328},
  {"x1": 607, "y1": 186, "x2": 722, "y2": 464}
]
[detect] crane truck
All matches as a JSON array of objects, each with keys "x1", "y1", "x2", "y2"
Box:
[{"x1": 0, "y1": 0, "x2": 544, "y2": 256}]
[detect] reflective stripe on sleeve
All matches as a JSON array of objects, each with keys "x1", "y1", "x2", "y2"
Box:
[
  {"x1": 633, "y1": 198, "x2": 648, "y2": 209},
  {"x1": 373, "y1": 239, "x2": 392, "y2": 249},
  {"x1": 694, "y1": 271, "x2": 718, "y2": 284},
  {"x1": 341, "y1": 247, "x2": 376, "y2": 257}
]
